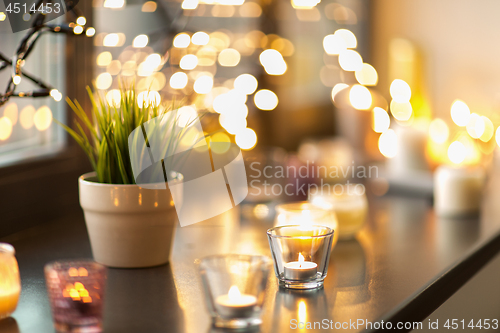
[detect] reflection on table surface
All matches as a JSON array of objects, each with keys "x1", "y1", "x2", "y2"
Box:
[{"x1": 5, "y1": 174, "x2": 500, "y2": 333}]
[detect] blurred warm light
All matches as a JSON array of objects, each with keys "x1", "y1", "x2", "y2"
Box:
[
  {"x1": 235, "y1": 127, "x2": 257, "y2": 150},
  {"x1": 192, "y1": 32, "x2": 210, "y2": 46},
  {"x1": 254, "y1": 89, "x2": 278, "y2": 110},
  {"x1": 378, "y1": 129, "x2": 398, "y2": 158},
  {"x1": 479, "y1": 116, "x2": 494, "y2": 142},
  {"x1": 209, "y1": 31, "x2": 231, "y2": 51},
  {"x1": 180, "y1": 54, "x2": 198, "y2": 70},
  {"x1": 372, "y1": 107, "x2": 390, "y2": 133},
  {"x1": 291, "y1": 0, "x2": 320, "y2": 9},
  {"x1": 0, "y1": 12, "x2": 5, "y2": 21},
  {"x1": 95, "y1": 72, "x2": 113, "y2": 90},
  {"x1": 450, "y1": 100, "x2": 470, "y2": 127},
  {"x1": 182, "y1": 0, "x2": 199, "y2": 9},
  {"x1": 76, "y1": 16, "x2": 86, "y2": 26},
  {"x1": 239, "y1": 2, "x2": 262, "y2": 17},
  {"x1": 0, "y1": 117, "x2": 12, "y2": 140},
  {"x1": 331, "y1": 83, "x2": 349, "y2": 102},
  {"x1": 465, "y1": 113, "x2": 483, "y2": 139},
  {"x1": 102, "y1": 34, "x2": 121, "y2": 47},
  {"x1": 194, "y1": 75, "x2": 214, "y2": 94},
  {"x1": 349, "y1": 85, "x2": 372, "y2": 110},
  {"x1": 86, "y1": 28, "x2": 96, "y2": 37},
  {"x1": 218, "y1": 49, "x2": 241, "y2": 67},
  {"x1": 390, "y1": 100, "x2": 412, "y2": 121},
  {"x1": 107, "y1": 60, "x2": 121, "y2": 75},
  {"x1": 196, "y1": 46, "x2": 217, "y2": 66},
  {"x1": 355, "y1": 63, "x2": 378, "y2": 86},
  {"x1": 73, "y1": 25, "x2": 84, "y2": 35},
  {"x1": 429, "y1": 118, "x2": 449, "y2": 144},
  {"x1": 390, "y1": 79, "x2": 411, "y2": 103},
  {"x1": 219, "y1": 113, "x2": 247, "y2": 135},
  {"x1": 170, "y1": 72, "x2": 188, "y2": 89},
  {"x1": 139, "y1": 72, "x2": 167, "y2": 91},
  {"x1": 137, "y1": 91, "x2": 161, "y2": 107},
  {"x1": 448, "y1": 141, "x2": 466, "y2": 164},
  {"x1": 234, "y1": 74, "x2": 258, "y2": 95},
  {"x1": 210, "y1": 132, "x2": 231, "y2": 154},
  {"x1": 104, "y1": 0, "x2": 125, "y2": 8},
  {"x1": 106, "y1": 89, "x2": 121, "y2": 107},
  {"x1": 34, "y1": 106, "x2": 52, "y2": 131},
  {"x1": 496, "y1": 126, "x2": 500, "y2": 147},
  {"x1": 174, "y1": 33, "x2": 191, "y2": 48},
  {"x1": 4, "y1": 104, "x2": 18, "y2": 125},
  {"x1": 133, "y1": 34, "x2": 149, "y2": 48},
  {"x1": 13, "y1": 75, "x2": 21, "y2": 85},
  {"x1": 96, "y1": 52, "x2": 112, "y2": 67},
  {"x1": 50, "y1": 89, "x2": 63, "y2": 102},
  {"x1": 259, "y1": 49, "x2": 287, "y2": 75},
  {"x1": 270, "y1": 38, "x2": 294, "y2": 57},
  {"x1": 121, "y1": 61, "x2": 136, "y2": 76},
  {"x1": 142, "y1": 1, "x2": 157, "y2": 12},
  {"x1": 20, "y1": 105, "x2": 35, "y2": 129},
  {"x1": 338, "y1": 50, "x2": 363, "y2": 71},
  {"x1": 335, "y1": 29, "x2": 357, "y2": 48},
  {"x1": 177, "y1": 105, "x2": 198, "y2": 127},
  {"x1": 323, "y1": 34, "x2": 346, "y2": 55},
  {"x1": 212, "y1": 4, "x2": 236, "y2": 17}
]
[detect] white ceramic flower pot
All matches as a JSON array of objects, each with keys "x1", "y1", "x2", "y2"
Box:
[{"x1": 79, "y1": 172, "x2": 182, "y2": 268}]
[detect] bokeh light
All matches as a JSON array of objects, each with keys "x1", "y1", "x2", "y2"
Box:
[
  {"x1": 95, "y1": 72, "x2": 113, "y2": 90},
  {"x1": 193, "y1": 75, "x2": 214, "y2": 94},
  {"x1": 180, "y1": 54, "x2": 198, "y2": 70},
  {"x1": 133, "y1": 34, "x2": 149, "y2": 48},
  {"x1": 448, "y1": 141, "x2": 466, "y2": 164},
  {"x1": 390, "y1": 100, "x2": 412, "y2": 121},
  {"x1": 466, "y1": 113, "x2": 483, "y2": 139},
  {"x1": 218, "y1": 49, "x2": 241, "y2": 67},
  {"x1": 335, "y1": 29, "x2": 357, "y2": 48},
  {"x1": 20, "y1": 105, "x2": 35, "y2": 129},
  {"x1": 323, "y1": 34, "x2": 346, "y2": 55},
  {"x1": 450, "y1": 100, "x2": 470, "y2": 127},
  {"x1": 0, "y1": 117, "x2": 12, "y2": 140},
  {"x1": 192, "y1": 32, "x2": 210, "y2": 46},
  {"x1": 331, "y1": 83, "x2": 349, "y2": 102},
  {"x1": 349, "y1": 85, "x2": 372, "y2": 110},
  {"x1": 97, "y1": 52, "x2": 112, "y2": 67},
  {"x1": 137, "y1": 91, "x2": 161, "y2": 107},
  {"x1": 177, "y1": 106, "x2": 198, "y2": 127},
  {"x1": 170, "y1": 72, "x2": 189, "y2": 89},
  {"x1": 34, "y1": 106, "x2": 52, "y2": 131},
  {"x1": 372, "y1": 107, "x2": 390, "y2": 133},
  {"x1": 106, "y1": 89, "x2": 121, "y2": 107},
  {"x1": 390, "y1": 79, "x2": 411, "y2": 103},
  {"x1": 234, "y1": 74, "x2": 258, "y2": 95},
  {"x1": 338, "y1": 50, "x2": 363, "y2": 71},
  {"x1": 235, "y1": 127, "x2": 257, "y2": 150},
  {"x1": 429, "y1": 118, "x2": 449, "y2": 144},
  {"x1": 355, "y1": 63, "x2": 378, "y2": 86},
  {"x1": 173, "y1": 33, "x2": 191, "y2": 48},
  {"x1": 254, "y1": 89, "x2": 278, "y2": 110},
  {"x1": 378, "y1": 129, "x2": 398, "y2": 158},
  {"x1": 479, "y1": 116, "x2": 494, "y2": 142},
  {"x1": 4, "y1": 103, "x2": 18, "y2": 125}
]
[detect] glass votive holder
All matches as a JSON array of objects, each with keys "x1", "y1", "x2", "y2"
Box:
[
  {"x1": 198, "y1": 254, "x2": 271, "y2": 329},
  {"x1": 274, "y1": 202, "x2": 339, "y2": 251},
  {"x1": 44, "y1": 260, "x2": 107, "y2": 333},
  {"x1": 0, "y1": 243, "x2": 21, "y2": 320},
  {"x1": 309, "y1": 183, "x2": 368, "y2": 240},
  {"x1": 267, "y1": 225, "x2": 334, "y2": 290}
]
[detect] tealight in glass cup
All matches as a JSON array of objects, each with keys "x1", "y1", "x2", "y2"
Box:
[
  {"x1": 44, "y1": 260, "x2": 106, "y2": 333},
  {"x1": 198, "y1": 254, "x2": 271, "y2": 329},
  {"x1": 267, "y1": 225, "x2": 334, "y2": 290}
]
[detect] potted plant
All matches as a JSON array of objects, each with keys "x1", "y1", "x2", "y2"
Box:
[{"x1": 58, "y1": 87, "x2": 197, "y2": 268}]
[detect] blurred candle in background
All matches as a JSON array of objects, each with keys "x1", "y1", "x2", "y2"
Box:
[{"x1": 0, "y1": 243, "x2": 21, "y2": 320}]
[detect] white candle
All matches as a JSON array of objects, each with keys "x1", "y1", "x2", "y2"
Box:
[
  {"x1": 215, "y1": 285, "x2": 257, "y2": 318},
  {"x1": 389, "y1": 125, "x2": 429, "y2": 174},
  {"x1": 284, "y1": 253, "x2": 318, "y2": 280},
  {"x1": 434, "y1": 165, "x2": 485, "y2": 216}
]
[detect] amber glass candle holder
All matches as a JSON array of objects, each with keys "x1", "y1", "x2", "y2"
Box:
[
  {"x1": 267, "y1": 225, "x2": 334, "y2": 290},
  {"x1": 0, "y1": 243, "x2": 21, "y2": 320},
  {"x1": 198, "y1": 254, "x2": 271, "y2": 329},
  {"x1": 45, "y1": 260, "x2": 106, "y2": 333}
]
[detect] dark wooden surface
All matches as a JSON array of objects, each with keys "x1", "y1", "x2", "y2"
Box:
[{"x1": 3, "y1": 171, "x2": 500, "y2": 333}]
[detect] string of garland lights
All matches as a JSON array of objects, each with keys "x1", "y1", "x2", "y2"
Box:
[{"x1": 0, "y1": 0, "x2": 94, "y2": 107}]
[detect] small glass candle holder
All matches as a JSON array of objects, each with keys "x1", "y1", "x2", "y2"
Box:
[
  {"x1": 0, "y1": 243, "x2": 21, "y2": 320},
  {"x1": 267, "y1": 225, "x2": 334, "y2": 290},
  {"x1": 198, "y1": 254, "x2": 271, "y2": 329},
  {"x1": 309, "y1": 183, "x2": 368, "y2": 240},
  {"x1": 274, "y1": 202, "x2": 339, "y2": 250},
  {"x1": 44, "y1": 260, "x2": 106, "y2": 333}
]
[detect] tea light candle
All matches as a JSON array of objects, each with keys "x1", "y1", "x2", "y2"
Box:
[
  {"x1": 0, "y1": 243, "x2": 20, "y2": 320},
  {"x1": 284, "y1": 253, "x2": 318, "y2": 280},
  {"x1": 215, "y1": 285, "x2": 257, "y2": 318},
  {"x1": 434, "y1": 165, "x2": 485, "y2": 216}
]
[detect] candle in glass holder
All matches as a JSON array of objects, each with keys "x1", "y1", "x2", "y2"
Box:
[
  {"x1": 309, "y1": 184, "x2": 367, "y2": 240},
  {"x1": 284, "y1": 253, "x2": 318, "y2": 280},
  {"x1": 0, "y1": 243, "x2": 21, "y2": 320},
  {"x1": 215, "y1": 285, "x2": 257, "y2": 318}
]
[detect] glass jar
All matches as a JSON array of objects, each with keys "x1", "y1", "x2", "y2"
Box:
[
  {"x1": 309, "y1": 183, "x2": 368, "y2": 240},
  {"x1": 274, "y1": 201, "x2": 339, "y2": 250},
  {"x1": 0, "y1": 243, "x2": 21, "y2": 320}
]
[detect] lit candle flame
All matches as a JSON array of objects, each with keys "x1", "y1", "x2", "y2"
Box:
[
  {"x1": 298, "y1": 253, "x2": 305, "y2": 268},
  {"x1": 228, "y1": 285, "x2": 241, "y2": 301}
]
